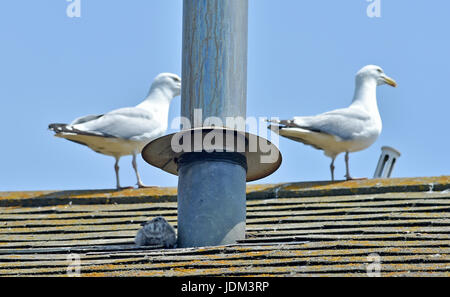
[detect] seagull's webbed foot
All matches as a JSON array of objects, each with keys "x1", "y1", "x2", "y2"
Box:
[
  {"x1": 131, "y1": 154, "x2": 155, "y2": 189},
  {"x1": 345, "y1": 176, "x2": 368, "y2": 181},
  {"x1": 116, "y1": 186, "x2": 134, "y2": 191},
  {"x1": 137, "y1": 182, "x2": 156, "y2": 189},
  {"x1": 114, "y1": 158, "x2": 133, "y2": 190}
]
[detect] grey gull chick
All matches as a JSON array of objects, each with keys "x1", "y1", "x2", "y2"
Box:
[{"x1": 135, "y1": 217, "x2": 177, "y2": 248}]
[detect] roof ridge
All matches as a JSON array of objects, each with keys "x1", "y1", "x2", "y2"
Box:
[{"x1": 0, "y1": 176, "x2": 448, "y2": 207}]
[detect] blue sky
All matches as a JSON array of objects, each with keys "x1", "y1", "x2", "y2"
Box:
[{"x1": 0, "y1": 0, "x2": 449, "y2": 191}]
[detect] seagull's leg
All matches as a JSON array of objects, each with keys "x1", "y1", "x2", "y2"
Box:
[
  {"x1": 330, "y1": 157, "x2": 336, "y2": 181},
  {"x1": 345, "y1": 152, "x2": 352, "y2": 180},
  {"x1": 132, "y1": 153, "x2": 153, "y2": 188},
  {"x1": 114, "y1": 157, "x2": 134, "y2": 190},
  {"x1": 114, "y1": 157, "x2": 121, "y2": 189}
]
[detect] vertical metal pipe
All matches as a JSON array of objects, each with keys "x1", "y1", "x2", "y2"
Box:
[
  {"x1": 181, "y1": 0, "x2": 248, "y2": 125},
  {"x1": 178, "y1": 0, "x2": 248, "y2": 248}
]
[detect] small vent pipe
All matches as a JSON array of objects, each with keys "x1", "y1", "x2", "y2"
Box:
[{"x1": 374, "y1": 146, "x2": 401, "y2": 178}]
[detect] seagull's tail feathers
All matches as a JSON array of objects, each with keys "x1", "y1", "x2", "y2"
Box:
[
  {"x1": 267, "y1": 119, "x2": 298, "y2": 135},
  {"x1": 48, "y1": 123, "x2": 88, "y2": 146},
  {"x1": 48, "y1": 123, "x2": 120, "y2": 153},
  {"x1": 266, "y1": 119, "x2": 280, "y2": 124},
  {"x1": 266, "y1": 119, "x2": 295, "y2": 126},
  {"x1": 48, "y1": 123, "x2": 114, "y2": 138},
  {"x1": 48, "y1": 123, "x2": 69, "y2": 134},
  {"x1": 48, "y1": 123, "x2": 84, "y2": 136},
  {"x1": 275, "y1": 126, "x2": 336, "y2": 152}
]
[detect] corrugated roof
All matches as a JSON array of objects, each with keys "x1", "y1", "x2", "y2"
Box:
[{"x1": 0, "y1": 176, "x2": 449, "y2": 277}]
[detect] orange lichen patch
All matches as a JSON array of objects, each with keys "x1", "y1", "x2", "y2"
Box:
[
  {"x1": 246, "y1": 184, "x2": 281, "y2": 193},
  {"x1": 0, "y1": 187, "x2": 178, "y2": 207},
  {"x1": 246, "y1": 176, "x2": 450, "y2": 200},
  {"x1": 281, "y1": 176, "x2": 450, "y2": 192},
  {"x1": 1, "y1": 176, "x2": 449, "y2": 207},
  {"x1": 0, "y1": 187, "x2": 178, "y2": 200}
]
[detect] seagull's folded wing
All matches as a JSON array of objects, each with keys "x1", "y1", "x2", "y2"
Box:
[
  {"x1": 73, "y1": 107, "x2": 163, "y2": 141},
  {"x1": 291, "y1": 107, "x2": 371, "y2": 141}
]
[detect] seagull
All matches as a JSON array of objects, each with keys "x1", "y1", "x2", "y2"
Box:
[
  {"x1": 49, "y1": 73, "x2": 181, "y2": 189},
  {"x1": 268, "y1": 65, "x2": 397, "y2": 181}
]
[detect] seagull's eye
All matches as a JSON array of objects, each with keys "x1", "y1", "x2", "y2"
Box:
[
  {"x1": 172, "y1": 77, "x2": 181, "y2": 82},
  {"x1": 377, "y1": 69, "x2": 383, "y2": 73}
]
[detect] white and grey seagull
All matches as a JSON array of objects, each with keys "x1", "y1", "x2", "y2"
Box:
[
  {"x1": 49, "y1": 73, "x2": 181, "y2": 189},
  {"x1": 268, "y1": 65, "x2": 397, "y2": 181}
]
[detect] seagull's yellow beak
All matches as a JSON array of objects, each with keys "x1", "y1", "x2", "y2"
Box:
[{"x1": 383, "y1": 75, "x2": 398, "y2": 88}]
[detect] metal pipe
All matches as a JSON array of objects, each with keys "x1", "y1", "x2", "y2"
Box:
[
  {"x1": 177, "y1": 0, "x2": 248, "y2": 248},
  {"x1": 181, "y1": 0, "x2": 248, "y2": 125}
]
